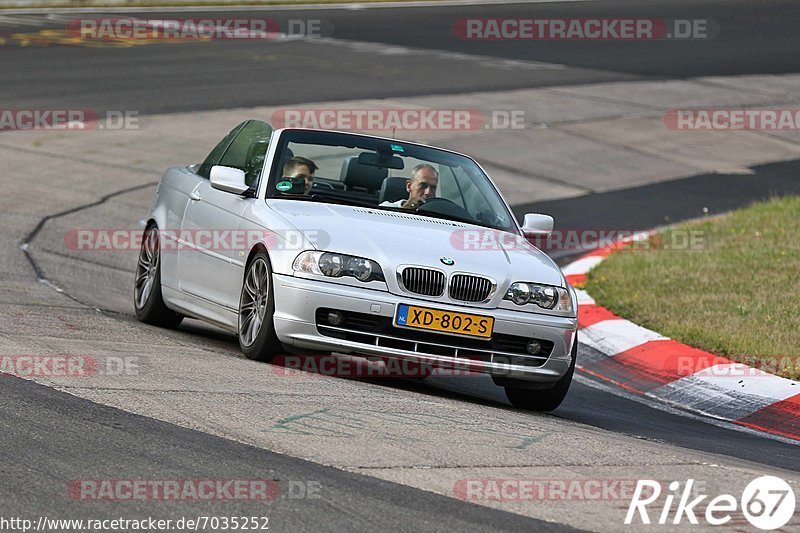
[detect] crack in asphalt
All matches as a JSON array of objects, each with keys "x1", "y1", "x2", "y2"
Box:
[{"x1": 20, "y1": 180, "x2": 157, "y2": 293}]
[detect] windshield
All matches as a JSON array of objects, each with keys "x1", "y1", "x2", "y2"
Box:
[{"x1": 266, "y1": 129, "x2": 516, "y2": 231}]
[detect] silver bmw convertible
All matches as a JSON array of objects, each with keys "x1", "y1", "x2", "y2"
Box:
[{"x1": 135, "y1": 121, "x2": 578, "y2": 410}]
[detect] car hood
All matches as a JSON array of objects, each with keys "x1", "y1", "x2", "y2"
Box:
[{"x1": 268, "y1": 200, "x2": 565, "y2": 288}]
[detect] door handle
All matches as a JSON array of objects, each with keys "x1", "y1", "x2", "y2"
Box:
[{"x1": 189, "y1": 191, "x2": 202, "y2": 201}]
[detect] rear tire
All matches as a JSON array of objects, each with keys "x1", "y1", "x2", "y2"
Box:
[
  {"x1": 134, "y1": 224, "x2": 183, "y2": 328},
  {"x1": 239, "y1": 252, "x2": 281, "y2": 362},
  {"x1": 504, "y1": 336, "x2": 577, "y2": 411}
]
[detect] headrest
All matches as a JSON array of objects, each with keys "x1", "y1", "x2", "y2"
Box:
[
  {"x1": 378, "y1": 176, "x2": 409, "y2": 203},
  {"x1": 340, "y1": 155, "x2": 387, "y2": 192},
  {"x1": 277, "y1": 147, "x2": 295, "y2": 176}
]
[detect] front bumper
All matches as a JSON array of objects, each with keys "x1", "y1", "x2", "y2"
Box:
[{"x1": 272, "y1": 273, "x2": 577, "y2": 383}]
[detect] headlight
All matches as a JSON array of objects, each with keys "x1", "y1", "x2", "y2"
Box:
[
  {"x1": 507, "y1": 282, "x2": 531, "y2": 305},
  {"x1": 504, "y1": 282, "x2": 573, "y2": 314},
  {"x1": 319, "y1": 253, "x2": 345, "y2": 277},
  {"x1": 346, "y1": 257, "x2": 373, "y2": 281},
  {"x1": 293, "y1": 251, "x2": 385, "y2": 282}
]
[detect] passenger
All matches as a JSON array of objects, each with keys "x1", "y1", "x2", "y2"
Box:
[
  {"x1": 282, "y1": 156, "x2": 318, "y2": 195},
  {"x1": 380, "y1": 164, "x2": 439, "y2": 210}
]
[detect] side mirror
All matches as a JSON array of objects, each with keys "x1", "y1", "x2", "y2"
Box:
[
  {"x1": 522, "y1": 213, "x2": 554, "y2": 236},
  {"x1": 210, "y1": 165, "x2": 249, "y2": 195}
]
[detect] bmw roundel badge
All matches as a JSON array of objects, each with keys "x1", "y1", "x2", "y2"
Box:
[{"x1": 440, "y1": 257, "x2": 455, "y2": 266}]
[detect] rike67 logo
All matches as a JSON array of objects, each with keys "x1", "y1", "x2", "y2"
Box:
[{"x1": 626, "y1": 476, "x2": 796, "y2": 530}]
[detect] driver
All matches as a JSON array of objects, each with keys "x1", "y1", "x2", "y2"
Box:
[
  {"x1": 380, "y1": 164, "x2": 439, "y2": 209},
  {"x1": 283, "y1": 156, "x2": 318, "y2": 195}
]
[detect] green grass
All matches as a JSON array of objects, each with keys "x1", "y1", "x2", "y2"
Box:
[{"x1": 585, "y1": 196, "x2": 800, "y2": 380}]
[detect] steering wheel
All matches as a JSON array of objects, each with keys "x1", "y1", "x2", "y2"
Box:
[{"x1": 416, "y1": 197, "x2": 474, "y2": 221}]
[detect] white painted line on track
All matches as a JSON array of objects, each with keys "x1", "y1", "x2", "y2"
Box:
[
  {"x1": 565, "y1": 227, "x2": 800, "y2": 441},
  {"x1": 581, "y1": 319, "x2": 668, "y2": 355},
  {"x1": 561, "y1": 254, "x2": 604, "y2": 276},
  {"x1": 573, "y1": 372, "x2": 800, "y2": 447},
  {"x1": 305, "y1": 36, "x2": 566, "y2": 70},
  {"x1": 687, "y1": 364, "x2": 800, "y2": 402},
  {"x1": 574, "y1": 288, "x2": 595, "y2": 306}
]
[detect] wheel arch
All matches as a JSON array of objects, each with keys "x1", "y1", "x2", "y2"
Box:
[{"x1": 244, "y1": 242, "x2": 273, "y2": 273}]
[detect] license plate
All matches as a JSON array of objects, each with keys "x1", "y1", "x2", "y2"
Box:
[{"x1": 395, "y1": 304, "x2": 493, "y2": 339}]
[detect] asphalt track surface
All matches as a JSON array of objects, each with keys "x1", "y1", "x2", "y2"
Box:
[
  {"x1": 513, "y1": 159, "x2": 800, "y2": 261},
  {"x1": 1, "y1": 0, "x2": 800, "y2": 114},
  {"x1": 2, "y1": 0, "x2": 800, "y2": 530},
  {"x1": 0, "y1": 374, "x2": 575, "y2": 531}
]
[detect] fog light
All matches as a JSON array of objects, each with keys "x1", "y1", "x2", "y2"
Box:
[
  {"x1": 327, "y1": 311, "x2": 345, "y2": 326},
  {"x1": 525, "y1": 339, "x2": 542, "y2": 355}
]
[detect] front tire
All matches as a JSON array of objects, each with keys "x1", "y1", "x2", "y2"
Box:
[
  {"x1": 504, "y1": 336, "x2": 577, "y2": 411},
  {"x1": 134, "y1": 224, "x2": 183, "y2": 328},
  {"x1": 239, "y1": 252, "x2": 281, "y2": 362}
]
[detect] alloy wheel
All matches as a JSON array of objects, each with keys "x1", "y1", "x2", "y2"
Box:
[
  {"x1": 134, "y1": 227, "x2": 159, "y2": 310},
  {"x1": 240, "y1": 258, "x2": 270, "y2": 347}
]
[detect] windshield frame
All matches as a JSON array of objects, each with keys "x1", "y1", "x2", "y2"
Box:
[{"x1": 264, "y1": 128, "x2": 521, "y2": 234}]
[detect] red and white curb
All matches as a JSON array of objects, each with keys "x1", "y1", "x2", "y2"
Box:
[{"x1": 563, "y1": 233, "x2": 800, "y2": 442}]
